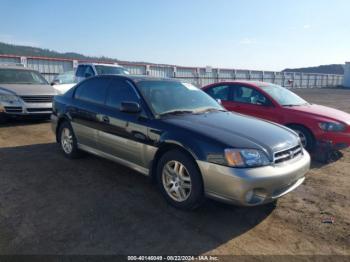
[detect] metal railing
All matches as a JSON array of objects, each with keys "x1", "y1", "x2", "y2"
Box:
[{"x1": 0, "y1": 54, "x2": 344, "y2": 88}]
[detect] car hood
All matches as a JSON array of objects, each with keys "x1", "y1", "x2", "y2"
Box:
[
  {"x1": 52, "y1": 83, "x2": 76, "y2": 95},
  {"x1": 286, "y1": 104, "x2": 350, "y2": 125},
  {"x1": 0, "y1": 84, "x2": 57, "y2": 96},
  {"x1": 163, "y1": 111, "x2": 299, "y2": 155}
]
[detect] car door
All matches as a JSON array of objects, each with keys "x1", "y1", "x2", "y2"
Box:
[
  {"x1": 230, "y1": 84, "x2": 281, "y2": 122},
  {"x1": 96, "y1": 78, "x2": 152, "y2": 168},
  {"x1": 69, "y1": 77, "x2": 111, "y2": 148}
]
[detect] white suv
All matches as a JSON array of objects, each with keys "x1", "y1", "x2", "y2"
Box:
[{"x1": 52, "y1": 63, "x2": 129, "y2": 94}]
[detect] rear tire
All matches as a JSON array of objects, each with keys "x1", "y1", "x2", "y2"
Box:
[
  {"x1": 58, "y1": 121, "x2": 82, "y2": 159},
  {"x1": 156, "y1": 149, "x2": 204, "y2": 210},
  {"x1": 289, "y1": 125, "x2": 315, "y2": 152}
]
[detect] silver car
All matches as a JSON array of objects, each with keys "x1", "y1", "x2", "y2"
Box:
[{"x1": 0, "y1": 65, "x2": 56, "y2": 121}]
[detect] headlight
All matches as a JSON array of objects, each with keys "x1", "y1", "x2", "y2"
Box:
[
  {"x1": 0, "y1": 94, "x2": 20, "y2": 103},
  {"x1": 224, "y1": 149, "x2": 270, "y2": 167},
  {"x1": 318, "y1": 122, "x2": 346, "y2": 132}
]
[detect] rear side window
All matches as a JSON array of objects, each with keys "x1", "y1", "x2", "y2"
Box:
[
  {"x1": 75, "y1": 77, "x2": 111, "y2": 105},
  {"x1": 106, "y1": 79, "x2": 139, "y2": 109}
]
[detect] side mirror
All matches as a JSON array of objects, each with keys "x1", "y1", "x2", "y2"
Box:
[{"x1": 120, "y1": 101, "x2": 141, "y2": 113}]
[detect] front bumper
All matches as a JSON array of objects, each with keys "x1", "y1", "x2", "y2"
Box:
[
  {"x1": 317, "y1": 131, "x2": 350, "y2": 150},
  {"x1": 197, "y1": 149, "x2": 310, "y2": 206}
]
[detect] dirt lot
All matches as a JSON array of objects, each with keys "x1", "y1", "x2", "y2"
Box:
[{"x1": 0, "y1": 88, "x2": 349, "y2": 257}]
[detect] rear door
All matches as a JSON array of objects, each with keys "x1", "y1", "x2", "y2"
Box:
[{"x1": 69, "y1": 77, "x2": 111, "y2": 148}]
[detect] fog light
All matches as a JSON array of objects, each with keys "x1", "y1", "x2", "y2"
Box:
[{"x1": 245, "y1": 189, "x2": 268, "y2": 204}]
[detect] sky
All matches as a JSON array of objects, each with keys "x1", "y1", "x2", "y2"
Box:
[{"x1": 0, "y1": 0, "x2": 349, "y2": 71}]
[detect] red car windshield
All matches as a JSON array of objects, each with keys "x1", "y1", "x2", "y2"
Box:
[{"x1": 259, "y1": 84, "x2": 308, "y2": 106}]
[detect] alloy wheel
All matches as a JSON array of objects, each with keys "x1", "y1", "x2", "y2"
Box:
[
  {"x1": 61, "y1": 127, "x2": 73, "y2": 154},
  {"x1": 162, "y1": 160, "x2": 192, "y2": 202}
]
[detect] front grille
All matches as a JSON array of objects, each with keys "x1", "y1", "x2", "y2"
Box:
[
  {"x1": 274, "y1": 145, "x2": 303, "y2": 164},
  {"x1": 27, "y1": 108, "x2": 52, "y2": 113},
  {"x1": 21, "y1": 96, "x2": 53, "y2": 103},
  {"x1": 4, "y1": 106, "x2": 22, "y2": 113}
]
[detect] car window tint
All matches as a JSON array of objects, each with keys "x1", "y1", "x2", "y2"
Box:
[
  {"x1": 233, "y1": 86, "x2": 269, "y2": 106},
  {"x1": 106, "y1": 79, "x2": 139, "y2": 109},
  {"x1": 75, "y1": 77, "x2": 110, "y2": 104},
  {"x1": 76, "y1": 65, "x2": 86, "y2": 77},
  {"x1": 206, "y1": 85, "x2": 230, "y2": 101},
  {"x1": 85, "y1": 66, "x2": 95, "y2": 77}
]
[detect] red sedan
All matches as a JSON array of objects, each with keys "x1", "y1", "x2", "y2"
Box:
[{"x1": 202, "y1": 81, "x2": 350, "y2": 152}]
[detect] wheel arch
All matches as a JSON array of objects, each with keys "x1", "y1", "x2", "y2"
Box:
[
  {"x1": 55, "y1": 115, "x2": 71, "y2": 143},
  {"x1": 285, "y1": 123, "x2": 315, "y2": 138},
  {"x1": 149, "y1": 142, "x2": 201, "y2": 182},
  {"x1": 285, "y1": 123, "x2": 316, "y2": 149}
]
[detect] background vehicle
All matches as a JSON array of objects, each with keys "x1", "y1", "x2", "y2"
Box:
[
  {"x1": 203, "y1": 81, "x2": 350, "y2": 152},
  {"x1": 52, "y1": 75, "x2": 310, "y2": 209},
  {"x1": 0, "y1": 65, "x2": 56, "y2": 121},
  {"x1": 74, "y1": 63, "x2": 129, "y2": 83},
  {"x1": 51, "y1": 63, "x2": 130, "y2": 94},
  {"x1": 51, "y1": 70, "x2": 76, "y2": 95}
]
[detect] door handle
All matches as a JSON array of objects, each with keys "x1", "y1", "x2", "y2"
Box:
[{"x1": 102, "y1": 115, "x2": 110, "y2": 123}]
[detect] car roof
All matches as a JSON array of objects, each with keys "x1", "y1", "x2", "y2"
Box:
[
  {"x1": 93, "y1": 74, "x2": 179, "y2": 83},
  {"x1": 78, "y1": 63, "x2": 124, "y2": 68}
]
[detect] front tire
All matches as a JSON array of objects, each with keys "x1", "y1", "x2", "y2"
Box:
[
  {"x1": 58, "y1": 121, "x2": 82, "y2": 159},
  {"x1": 289, "y1": 125, "x2": 315, "y2": 152},
  {"x1": 156, "y1": 150, "x2": 204, "y2": 210}
]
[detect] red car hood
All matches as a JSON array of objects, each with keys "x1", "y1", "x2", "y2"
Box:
[{"x1": 286, "y1": 104, "x2": 350, "y2": 125}]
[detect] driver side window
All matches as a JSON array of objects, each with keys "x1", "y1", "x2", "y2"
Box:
[{"x1": 232, "y1": 86, "x2": 270, "y2": 106}]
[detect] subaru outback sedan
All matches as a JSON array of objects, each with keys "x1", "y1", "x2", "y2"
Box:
[{"x1": 51, "y1": 75, "x2": 310, "y2": 209}]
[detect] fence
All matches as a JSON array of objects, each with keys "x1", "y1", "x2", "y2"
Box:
[{"x1": 0, "y1": 54, "x2": 344, "y2": 88}]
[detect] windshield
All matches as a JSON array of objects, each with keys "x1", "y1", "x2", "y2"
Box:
[
  {"x1": 95, "y1": 65, "x2": 129, "y2": 75},
  {"x1": 0, "y1": 69, "x2": 48, "y2": 85},
  {"x1": 259, "y1": 83, "x2": 308, "y2": 106},
  {"x1": 136, "y1": 80, "x2": 223, "y2": 116}
]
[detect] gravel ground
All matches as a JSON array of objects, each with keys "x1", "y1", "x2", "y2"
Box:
[{"x1": 0, "y1": 88, "x2": 349, "y2": 257}]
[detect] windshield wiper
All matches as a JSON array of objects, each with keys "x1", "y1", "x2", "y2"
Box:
[
  {"x1": 193, "y1": 107, "x2": 227, "y2": 114},
  {"x1": 159, "y1": 110, "x2": 194, "y2": 117}
]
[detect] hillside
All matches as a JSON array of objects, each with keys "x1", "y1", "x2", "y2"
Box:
[
  {"x1": 283, "y1": 64, "x2": 344, "y2": 75},
  {"x1": 0, "y1": 42, "x2": 345, "y2": 74},
  {"x1": 0, "y1": 42, "x2": 121, "y2": 62}
]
